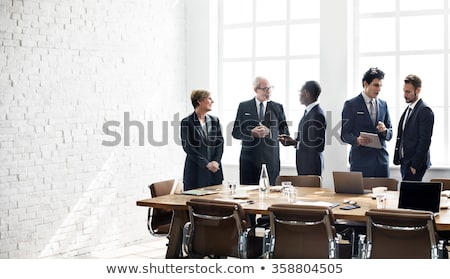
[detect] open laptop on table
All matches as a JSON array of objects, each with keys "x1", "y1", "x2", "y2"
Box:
[
  {"x1": 398, "y1": 181, "x2": 442, "y2": 215},
  {"x1": 333, "y1": 171, "x2": 370, "y2": 194}
]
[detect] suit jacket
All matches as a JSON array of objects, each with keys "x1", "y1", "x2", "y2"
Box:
[
  {"x1": 296, "y1": 104, "x2": 326, "y2": 175},
  {"x1": 181, "y1": 112, "x2": 224, "y2": 190},
  {"x1": 232, "y1": 99, "x2": 290, "y2": 185},
  {"x1": 393, "y1": 99, "x2": 434, "y2": 170},
  {"x1": 341, "y1": 93, "x2": 393, "y2": 177}
]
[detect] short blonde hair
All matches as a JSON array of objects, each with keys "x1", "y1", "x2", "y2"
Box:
[{"x1": 190, "y1": 89, "x2": 210, "y2": 108}]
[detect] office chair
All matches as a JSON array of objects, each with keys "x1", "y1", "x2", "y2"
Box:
[
  {"x1": 363, "y1": 177, "x2": 399, "y2": 191},
  {"x1": 275, "y1": 175, "x2": 322, "y2": 188},
  {"x1": 147, "y1": 179, "x2": 180, "y2": 237},
  {"x1": 362, "y1": 209, "x2": 441, "y2": 259},
  {"x1": 264, "y1": 204, "x2": 339, "y2": 259},
  {"x1": 430, "y1": 178, "x2": 450, "y2": 191},
  {"x1": 182, "y1": 198, "x2": 263, "y2": 259}
]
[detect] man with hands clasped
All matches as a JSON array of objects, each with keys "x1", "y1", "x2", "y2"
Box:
[{"x1": 232, "y1": 76, "x2": 290, "y2": 186}]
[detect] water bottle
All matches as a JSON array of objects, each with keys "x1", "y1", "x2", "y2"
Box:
[{"x1": 259, "y1": 164, "x2": 269, "y2": 199}]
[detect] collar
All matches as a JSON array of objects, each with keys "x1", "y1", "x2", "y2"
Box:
[
  {"x1": 305, "y1": 101, "x2": 319, "y2": 114},
  {"x1": 408, "y1": 98, "x2": 421, "y2": 111},
  {"x1": 362, "y1": 92, "x2": 376, "y2": 104},
  {"x1": 255, "y1": 97, "x2": 269, "y2": 106}
]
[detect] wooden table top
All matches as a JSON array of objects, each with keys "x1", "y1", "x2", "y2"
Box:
[{"x1": 136, "y1": 184, "x2": 450, "y2": 231}]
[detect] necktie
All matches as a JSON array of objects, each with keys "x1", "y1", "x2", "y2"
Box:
[
  {"x1": 259, "y1": 102, "x2": 264, "y2": 121},
  {"x1": 369, "y1": 100, "x2": 376, "y2": 126}
]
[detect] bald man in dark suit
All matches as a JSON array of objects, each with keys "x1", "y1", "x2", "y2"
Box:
[{"x1": 232, "y1": 76, "x2": 290, "y2": 186}]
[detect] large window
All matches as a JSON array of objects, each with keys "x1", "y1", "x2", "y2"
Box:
[
  {"x1": 219, "y1": 0, "x2": 320, "y2": 165},
  {"x1": 218, "y1": 0, "x2": 450, "y2": 167},
  {"x1": 354, "y1": 0, "x2": 450, "y2": 166}
]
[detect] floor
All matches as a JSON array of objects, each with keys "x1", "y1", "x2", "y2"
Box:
[
  {"x1": 87, "y1": 236, "x2": 168, "y2": 259},
  {"x1": 85, "y1": 231, "x2": 450, "y2": 259}
]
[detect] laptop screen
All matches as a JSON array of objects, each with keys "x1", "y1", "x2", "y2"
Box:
[
  {"x1": 398, "y1": 181, "x2": 442, "y2": 213},
  {"x1": 332, "y1": 171, "x2": 366, "y2": 194}
]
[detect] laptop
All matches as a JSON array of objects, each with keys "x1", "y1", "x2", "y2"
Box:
[
  {"x1": 333, "y1": 171, "x2": 369, "y2": 194},
  {"x1": 398, "y1": 181, "x2": 442, "y2": 214}
]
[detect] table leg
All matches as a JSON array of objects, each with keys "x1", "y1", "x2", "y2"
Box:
[{"x1": 165, "y1": 209, "x2": 189, "y2": 259}]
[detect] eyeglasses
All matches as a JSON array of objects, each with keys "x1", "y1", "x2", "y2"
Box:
[
  {"x1": 369, "y1": 67, "x2": 379, "y2": 75},
  {"x1": 257, "y1": 86, "x2": 274, "y2": 92}
]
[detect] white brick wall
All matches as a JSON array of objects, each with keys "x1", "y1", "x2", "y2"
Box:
[{"x1": 0, "y1": 0, "x2": 188, "y2": 258}]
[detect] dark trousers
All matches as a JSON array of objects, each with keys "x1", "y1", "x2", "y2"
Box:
[{"x1": 400, "y1": 163, "x2": 427, "y2": 181}]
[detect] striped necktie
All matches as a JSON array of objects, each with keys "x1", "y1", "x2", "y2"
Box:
[{"x1": 369, "y1": 100, "x2": 376, "y2": 126}]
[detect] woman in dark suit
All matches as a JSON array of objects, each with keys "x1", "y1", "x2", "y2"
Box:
[{"x1": 181, "y1": 89, "x2": 224, "y2": 191}]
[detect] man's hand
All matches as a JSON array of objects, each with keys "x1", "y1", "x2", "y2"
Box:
[
  {"x1": 376, "y1": 121, "x2": 387, "y2": 133},
  {"x1": 356, "y1": 135, "x2": 372, "y2": 146},
  {"x1": 278, "y1": 134, "x2": 297, "y2": 146},
  {"x1": 251, "y1": 124, "x2": 270, "y2": 138}
]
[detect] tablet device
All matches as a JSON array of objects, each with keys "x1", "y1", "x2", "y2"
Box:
[{"x1": 359, "y1": 132, "x2": 382, "y2": 149}]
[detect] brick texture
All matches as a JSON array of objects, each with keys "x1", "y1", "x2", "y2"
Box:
[{"x1": 0, "y1": 0, "x2": 187, "y2": 258}]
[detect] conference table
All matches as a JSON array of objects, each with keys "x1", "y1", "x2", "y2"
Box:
[{"x1": 136, "y1": 184, "x2": 450, "y2": 259}]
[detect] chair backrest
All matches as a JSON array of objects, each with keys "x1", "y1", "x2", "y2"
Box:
[
  {"x1": 184, "y1": 198, "x2": 258, "y2": 258},
  {"x1": 275, "y1": 175, "x2": 322, "y2": 188},
  {"x1": 365, "y1": 209, "x2": 439, "y2": 259},
  {"x1": 363, "y1": 177, "x2": 399, "y2": 191},
  {"x1": 266, "y1": 204, "x2": 337, "y2": 259},
  {"x1": 430, "y1": 178, "x2": 450, "y2": 190},
  {"x1": 147, "y1": 179, "x2": 179, "y2": 236}
]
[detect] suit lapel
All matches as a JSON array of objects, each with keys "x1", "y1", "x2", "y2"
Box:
[
  {"x1": 192, "y1": 113, "x2": 207, "y2": 139},
  {"x1": 404, "y1": 99, "x2": 422, "y2": 130}
]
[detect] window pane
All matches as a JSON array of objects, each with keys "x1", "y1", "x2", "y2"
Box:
[
  {"x1": 222, "y1": 61, "x2": 253, "y2": 110},
  {"x1": 359, "y1": 18, "x2": 395, "y2": 53},
  {"x1": 255, "y1": 26, "x2": 286, "y2": 57},
  {"x1": 400, "y1": 16, "x2": 444, "y2": 51},
  {"x1": 221, "y1": 110, "x2": 243, "y2": 164},
  {"x1": 290, "y1": 23, "x2": 320, "y2": 55},
  {"x1": 256, "y1": 0, "x2": 286, "y2": 22},
  {"x1": 399, "y1": 0, "x2": 444, "y2": 11},
  {"x1": 290, "y1": 0, "x2": 319, "y2": 20},
  {"x1": 399, "y1": 54, "x2": 444, "y2": 107},
  {"x1": 255, "y1": 60, "x2": 286, "y2": 104},
  {"x1": 289, "y1": 58, "x2": 320, "y2": 111},
  {"x1": 223, "y1": 28, "x2": 252, "y2": 58},
  {"x1": 359, "y1": 0, "x2": 395, "y2": 13},
  {"x1": 223, "y1": 0, "x2": 253, "y2": 25}
]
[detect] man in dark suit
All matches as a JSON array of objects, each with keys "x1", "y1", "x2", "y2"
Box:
[
  {"x1": 341, "y1": 67, "x2": 393, "y2": 177},
  {"x1": 279, "y1": 80, "x2": 326, "y2": 175},
  {"x1": 394, "y1": 74, "x2": 434, "y2": 181},
  {"x1": 232, "y1": 76, "x2": 290, "y2": 186}
]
